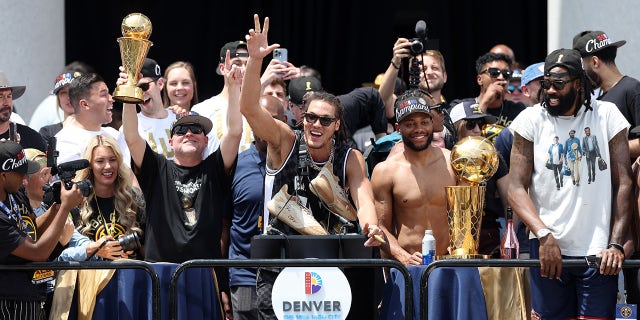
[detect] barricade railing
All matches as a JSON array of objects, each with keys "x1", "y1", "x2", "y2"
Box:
[
  {"x1": 0, "y1": 260, "x2": 161, "y2": 320},
  {"x1": 420, "y1": 259, "x2": 640, "y2": 320},
  {"x1": 170, "y1": 259, "x2": 411, "y2": 320}
]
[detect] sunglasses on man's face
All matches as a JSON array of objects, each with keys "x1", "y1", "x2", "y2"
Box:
[
  {"x1": 507, "y1": 84, "x2": 522, "y2": 93},
  {"x1": 540, "y1": 78, "x2": 576, "y2": 91},
  {"x1": 465, "y1": 119, "x2": 486, "y2": 130},
  {"x1": 481, "y1": 67, "x2": 512, "y2": 80},
  {"x1": 303, "y1": 113, "x2": 337, "y2": 127},
  {"x1": 137, "y1": 80, "x2": 156, "y2": 92},
  {"x1": 172, "y1": 124, "x2": 204, "y2": 136}
]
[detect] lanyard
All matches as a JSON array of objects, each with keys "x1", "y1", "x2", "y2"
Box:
[{"x1": 0, "y1": 195, "x2": 30, "y2": 239}]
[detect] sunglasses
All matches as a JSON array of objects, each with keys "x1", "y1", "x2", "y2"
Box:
[
  {"x1": 540, "y1": 78, "x2": 576, "y2": 91},
  {"x1": 481, "y1": 67, "x2": 512, "y2": 79},
  {"x1": 172, "y1": 124, "x2": 204, "y2": 136},
  {"x1": 465, "y1": 119, "x2": 486, "y2": 130},
  {"x1": 137, "y1": 80, "x2": 156, "y2": 92},
  {"x1": 507, "y1": 85, "x2": 522, "y2": 93},
  {"x1": 303, "y1": 113, "x2": 337, "y2": 127}
]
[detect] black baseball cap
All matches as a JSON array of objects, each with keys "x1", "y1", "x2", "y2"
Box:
[
  {"x1": 572, "y1": 30, "x2": 626, "y2": 57},
  {"x1": 288, "y1": 76, "x2": 323, "y2": 105},
  {"x1": 216, "y1": 41, "x2": 248, "y2": 75},
  {"x1": 544, "y1": 48, "x2": 584, "y2": 77},
  {"x1": 0, "y1": 140, "x2": 40, "y2": 174},
  {"x1": 140, "y1": 58, "x2": 162, "y2": 79}
]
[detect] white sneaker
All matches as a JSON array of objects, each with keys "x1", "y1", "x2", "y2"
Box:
[
  {"x1": 309, "y1": 162, "x2": 358, "y2": 221},
  {"x1": 267, "y1": 185, "x2": 328, "y2": 235}
]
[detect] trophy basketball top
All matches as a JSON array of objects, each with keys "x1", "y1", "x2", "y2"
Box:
[
  {"x1": 450, "y1": 136, "x2": 499, "y2": 184},
  {"x1": 121, "y1": 13, "x2": 152, "y2": 39}
]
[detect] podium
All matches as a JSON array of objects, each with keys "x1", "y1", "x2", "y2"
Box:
[
  {"x1": 250, "y1": 234, "x2": 375, "y2": 259},
  {"x1": 251, "y1": 234, "x2": 382, "y2": 320}
]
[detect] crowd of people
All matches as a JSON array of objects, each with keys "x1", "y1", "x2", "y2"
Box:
[{"x1": 0, "y1": 12, "x2": 638, "y2": 320}]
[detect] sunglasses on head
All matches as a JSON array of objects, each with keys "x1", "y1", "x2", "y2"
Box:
[
  {"x1": 172, "y1": 124, "x2": 204, "y2": 136},
  {"x1": 303, "y1": 113, "x2": 337, "y2": 127},
  {"x1": 429, "y1": 103, "x2": 446, "y2": 114},
  {"x1": 465, "y1": 119, "x2": 486, "y2": 130},
  {"x1": 540, "y1": 78, "x2": 576, "y2": 91},
  {"x1": 137, "y1": 80, "x2": 156, "y2": 92},
  {"x1": 507, "y1": 84, "x2": 522, "y2": 93},
  {"x1": 481, "y1": 67, "x2": 512, "y2": 79}
]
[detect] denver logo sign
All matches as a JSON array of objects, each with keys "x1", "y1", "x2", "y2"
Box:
[{"x1": 272, "y1": 267, "x2": 352, "y2": 320}]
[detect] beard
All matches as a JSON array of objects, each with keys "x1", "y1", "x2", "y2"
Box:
[
  {"x1": 402, "y1": 132, "x2": 433, "y2": 151},
  {"x1": 585, "y1": 68, "x2": 601, "y2": 87},
  {"x1": 543, "y1": 86, "x2": 578, "y2": 117}
]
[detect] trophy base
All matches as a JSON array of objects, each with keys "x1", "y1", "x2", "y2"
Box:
[
  {"x1": 439, "y1": 254, "x2": 491, "y2": 260},
  {"x1": 113, "y1": 85, "x2": 144, "y2": 103}
]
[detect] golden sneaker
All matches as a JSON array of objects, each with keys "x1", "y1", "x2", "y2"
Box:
[
  {"x1": 267, "y1": 185, "x2": 328, "y2": 236},
  {"x1": 309, "y1": 162, "x2": 358, "y2": 221}
]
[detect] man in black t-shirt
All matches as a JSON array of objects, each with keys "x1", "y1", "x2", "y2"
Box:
[
  {"x1": 450, "y1": 52, "x2": 527, "y2": 143},
  {"x1": 0, "y1": 140, "x2": 82, "y2": 320},
  {"x1": 0, "y1": 72, "x2": 47, "y2": 151},
  {"x1": 119, "y1": 56, "x2": 243, "y2": 318}
]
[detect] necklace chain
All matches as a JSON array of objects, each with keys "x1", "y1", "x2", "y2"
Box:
[{"x1": 306, "y1": 138, "x2": 335, "y2": 171}]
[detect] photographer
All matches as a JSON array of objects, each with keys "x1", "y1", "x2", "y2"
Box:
[
  {"x1": 74, "y1": 135, "x2": 145, "y2": 259},
  {"x1": 0, "y1": 140, "x2": 84, "y2": 319}
]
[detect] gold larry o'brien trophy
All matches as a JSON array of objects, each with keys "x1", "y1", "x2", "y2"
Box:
[
  {"x1": 112, "y1": 13, "x2": 153, "y2": 103},
  {"x1": 442, "y1": 136, "x2": 499, "y2": 259}
]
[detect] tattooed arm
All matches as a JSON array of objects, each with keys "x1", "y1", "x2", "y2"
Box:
[{"x1": 508, "y1": 132, "x2": 562, "y2": 279}]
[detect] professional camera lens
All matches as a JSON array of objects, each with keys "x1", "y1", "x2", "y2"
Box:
[
  {"x1": 410, "y1": 39, "x2": 424, "y2": 56},
  {"x1": 75, "y1": 179, "x2": 93, "y2": 197},
  {"x1": 118, "y1": 233, "x2": 141, "y2": 252}
]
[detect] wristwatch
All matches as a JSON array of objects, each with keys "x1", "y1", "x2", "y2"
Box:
[{"x1": 536, "y1": 228, "x2": 552, "y2": 239}]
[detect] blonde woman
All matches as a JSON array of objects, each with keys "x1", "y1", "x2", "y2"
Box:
[
  {"x1": 163, "y1": 61, "x2": 199, "y2": 111},
  {"x1": 76, "y1": 135, "x2": 145, "y2": 259}
]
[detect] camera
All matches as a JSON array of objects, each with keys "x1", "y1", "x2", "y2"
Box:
[
  {"x1": 117, "y1": 232, "x2": 141, "y2": 252},
  {"x1": 409, "y1": 20, "x2": 428, "y2": 56},
  {"x1": 42, "y1": 137, "x2": 93, "y2": 207}
]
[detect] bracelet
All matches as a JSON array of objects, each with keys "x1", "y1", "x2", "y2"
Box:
[
  {"x1": 390, "y1": 60, "x2": 400, "y2": 70},
  {"x1": 607, "y1": 243, "x2": 625, "y2": 257}
]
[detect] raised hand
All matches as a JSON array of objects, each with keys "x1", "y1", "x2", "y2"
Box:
[
  {"x1": 222, "y1": 49, "x2": 244, "y2": 87},
  {"x1": 244, "y1": 14, "x2": 279, "y2": 60}
]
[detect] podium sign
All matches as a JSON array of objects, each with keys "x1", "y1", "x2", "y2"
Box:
[{"x1": 272, "y1": 267, "x2": 352, "y2": 320}]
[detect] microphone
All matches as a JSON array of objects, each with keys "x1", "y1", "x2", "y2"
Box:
[
  {"x1": 57, "y1": 159, "x2": 90, "y2": 172},
  {"x1": 415, "y1": 20, "x2": 427, "y2": 39}
]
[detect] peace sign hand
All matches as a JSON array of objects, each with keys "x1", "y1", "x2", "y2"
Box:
[{"x1": 245, "y1": 14, "x2": 279, "y2": 60}]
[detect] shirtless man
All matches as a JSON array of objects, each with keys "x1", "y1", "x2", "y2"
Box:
[{"x1": 371, "y1": 89, "x2": 457, "y2": 265}]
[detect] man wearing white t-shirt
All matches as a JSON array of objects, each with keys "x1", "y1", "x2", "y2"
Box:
[
  {"x1": 509, "y1": 48, "x2": 633, "y2": 319},
  {"x1": 55, "y1": 73, "x2": 128, "y2": 163},
  {"x1": 119, "y1": 59, "x2": 177, "y2": 159}
]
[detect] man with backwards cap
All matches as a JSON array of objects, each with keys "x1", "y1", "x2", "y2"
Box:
[
  {"x1": 119, "y1": 52, "x2": 244, "y2": 317},
  {"x1": 372, "y1": 88, "x2": 457, "y2": 265},
  {"x1": 509, "y1": 48, "x2": 633, "y2": 319},
  {"x1": 0, "y1": 140, "x2": 83, "y2": 319}
]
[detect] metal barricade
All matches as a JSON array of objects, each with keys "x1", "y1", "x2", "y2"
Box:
[
  {"x1": 170, "y1": 259, "x2": 411, "y2": 320},
  {"x1": 0, "y1": 260, "x2": 161, "y2": 319},
  {"x1": 420, "y1": 259, "x2": 640, "y2": 320}
]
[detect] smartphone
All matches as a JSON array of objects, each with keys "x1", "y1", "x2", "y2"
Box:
[{"x1": 273, "y1": 48, "x2": 288, "y2": 63}]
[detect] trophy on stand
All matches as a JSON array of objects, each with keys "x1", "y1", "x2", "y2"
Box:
[
  {"x1": 112, "y1": 13, "x2": 153, "y2": 103},
  {"x1": 442, "y1": 136, "x2": 499, "y2": 259}
]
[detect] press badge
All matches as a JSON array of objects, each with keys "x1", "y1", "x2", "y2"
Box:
[
  {"x1": 32, "y1": 269, "x2": 55, "y2": 284},
  {"x1": 617, "y1": 304, "x2": 637, "y2": 320}
]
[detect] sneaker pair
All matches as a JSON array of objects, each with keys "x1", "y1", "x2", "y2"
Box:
[
  {"x1": 309, "y1": 162, "x2": 358, "y2": 222},
  {"x1": 267, "y1": 185, "x2": 328, "y2": 235}
]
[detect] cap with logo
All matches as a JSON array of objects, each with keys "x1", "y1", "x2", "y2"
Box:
[
  {"x1": 170, "y1": 111, "x2": 213, "y2": 135},
  {"x1": 449, "y1": 102, "x2": 498, "y2": 124},
  {"x1": 544, "y1": 48, "x2": 584, "y2": 77},
  {"x1": 52, "y1": 71, "x2": 83, "y2": 95},
  {"x1": 24, "y1": 148, "x2": 47, "y2": 168},
  {"x1": 288, "y1": 76, "x2": 323, "y2": 105},
  {"x1": 140, "y1": 58, "x2": 162, "y2": 79},
  {"x1": 572, "y1": 30, "x2": 626, "y2": 57},
  {"x1": 0, "y1": 71, "x2": 26, "y2": 100},
  {"x1": 0, "y1": 140, "x2": 40, "y2": 174},
  {"x1": 395, "y1": 95, "x2": 432, "y2": 122},
  {"x1": 520, "y1": 62, "x2": 544, "y2": 88}
]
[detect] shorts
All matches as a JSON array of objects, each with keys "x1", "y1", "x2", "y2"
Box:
[{"x1": 529, "y1": 240, "x2": 617, "y2": 319}]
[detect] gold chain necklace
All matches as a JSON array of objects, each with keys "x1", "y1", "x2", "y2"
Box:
[
  {"x1": 305, "y1": 138, "x2": 335, "y2": 171},
  {"x1": 94, "y1": 194, "x2": 116, "y2": 237}
]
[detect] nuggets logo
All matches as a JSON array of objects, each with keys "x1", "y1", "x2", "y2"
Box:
[{"x1": 304, "y1": 272, "x2": 322, "y2": 294}]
